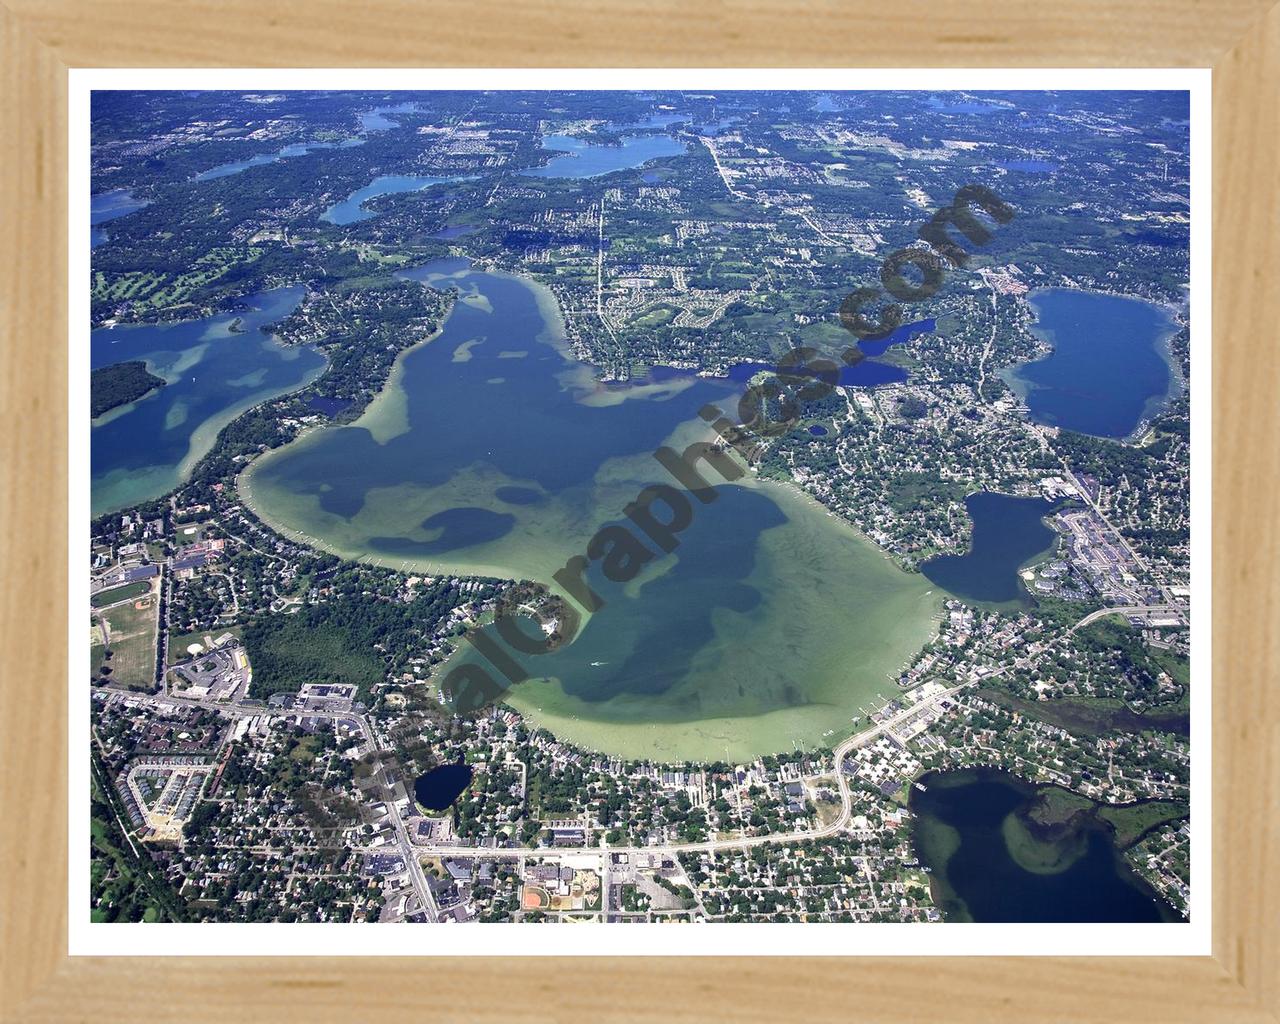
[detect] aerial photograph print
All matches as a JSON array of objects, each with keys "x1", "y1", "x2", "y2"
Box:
[{"x1": 85, "y1": 82, "x2": 1195, "y2": 937}]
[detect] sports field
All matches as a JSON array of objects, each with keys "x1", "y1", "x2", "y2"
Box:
[
  {"x1": 97, "y1": 595, "x2": 159, "y2": 690},
  {"x1": 91, "y1": 580, "x2": 153, "y2": 608}
]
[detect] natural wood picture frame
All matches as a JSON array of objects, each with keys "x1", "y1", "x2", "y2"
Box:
[{"x1": 2, "y1": 2, "x2": 1276, "y2": 1020}]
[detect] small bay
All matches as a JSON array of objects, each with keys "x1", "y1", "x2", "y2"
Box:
[{"x1": 91, "y1": 189, "x2": 149, "y2": 248}]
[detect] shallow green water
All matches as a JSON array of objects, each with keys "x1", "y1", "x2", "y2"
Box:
[{"x1": 243, "y1": 259, "x2": 939, "y2": 760}]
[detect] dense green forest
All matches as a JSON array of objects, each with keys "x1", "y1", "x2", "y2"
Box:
[
  {"x1": 243, "y1": 605, "x2": 391, "y2": 700},
  {"x1": 243, "y1": 577, "x2": 491, "y2": 701},
  {"x1": 91, "y1": 360, "x2": 165, "y2": 418}
]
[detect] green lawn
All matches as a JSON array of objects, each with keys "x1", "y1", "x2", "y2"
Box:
[
  {"x1": 174, "y1": 522, "x2": 210, "y2": 545},
  {"x1": 91, "y1": 580, "x2": 152, "y2": 608},
  {"x1": 92, "y1": 246, "x2": 264, "y2": 314},
  {"x1": 97, "y1": 596, "x2": 158, "y2": 690},
  {"x1": 1151, "y1": 647, "x2": 1191, "y2": 689},
  {"x1": 168, "y1": 626, "x2": 241, "y2": 666},
  {"x1": 628, "y1": 303, "x2": 679, "y2": 329}
]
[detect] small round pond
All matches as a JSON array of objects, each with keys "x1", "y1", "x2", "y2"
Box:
[{"x1": 413, "y1": 763, "x2": 473, "y2": 811}]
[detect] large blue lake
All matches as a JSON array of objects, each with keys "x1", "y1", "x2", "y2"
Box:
[
  {"x1": 189, "y1": 101, "x2": 413, "y2": 184},
  {"x1": 999, "y1": 159, "x2": 1058, "y2": 173},
  {"x1": 320, "y1": 128, "x2": 688, "y2": 224},
  {"x1": 360, "y1": 103, "x2": 418, "y2": 131},
  {"x1": 91, "y1": 287, "x2": 324, "y2": 516},
  {"x1": 521, "y1": 134, "x2": 688, "y2": 179},
  {"x1": 194, "y1": 137, "x2": 365, "y2": 182},
  {"x1": 926, "y1": 96, "x2": 1005, "y2": 115},
  {"x1": 322, "y1": 174, "x2": 480, "y2": 225},
  {"x1": 1002, "y1": 288, "x2": 1178, "y2": 438}
]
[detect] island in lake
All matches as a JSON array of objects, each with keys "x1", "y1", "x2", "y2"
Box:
[{"x1": 91, "y1": 360, "x2": 166, "y2": 419}]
